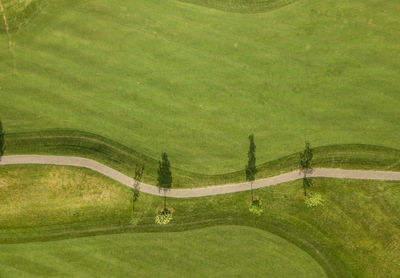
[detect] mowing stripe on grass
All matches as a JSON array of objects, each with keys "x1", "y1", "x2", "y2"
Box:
[{"x1": 1, "y1": 0, "x2": 399, "y2": 175}]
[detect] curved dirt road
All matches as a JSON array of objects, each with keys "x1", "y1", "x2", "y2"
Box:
[{"x1": 1, "y1": 155, "x2": 399, "y2": 198}]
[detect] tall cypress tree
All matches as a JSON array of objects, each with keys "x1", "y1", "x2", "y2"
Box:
[
  {"x1": 157, "y1": 152, "x2": 172, "y2": 210},
  {"x1": 132, "y1": 165, "x2": 144, "y2": 214},
  {"x1": 0, "y1": 120, "x2": 5, "y2": 160},
  {"x1": 300, "y1": 141, "x2": 313, "y2": 196},
  {"x1": 245, "y1": 134, "x2": 257, "y2": 201},
  {"x1": 300, "y1": 141, "x2": 313, "y2": 171}
]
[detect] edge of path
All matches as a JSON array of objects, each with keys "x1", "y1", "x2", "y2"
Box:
[{"x1": 1, "y1": 155, "x2": 400, "y2": 198}]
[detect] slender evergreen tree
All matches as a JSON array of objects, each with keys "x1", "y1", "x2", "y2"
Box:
[
  {"x1": 157, "y1": 152, "x2": 172, "y2": 210},
  {"x1": 300, "y1": 141, "x2": 313, "y2": 196},
  {"x1": 0, "y1": 120, "x2": 5, "y2": 160},
  {"x1": 245, "y1": 134, "x2": 257, "y2": 201},
  {"x1": 300, "y1": 141, "x2": 313, "y2": 171},
  {"x1": 132, "y1": 165, "x2": 144, "y2": 214}
]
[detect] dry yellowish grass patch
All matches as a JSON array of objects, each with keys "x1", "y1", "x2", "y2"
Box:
[{"x1": 0, "y1": 165, "x2": 132, "y2": 228}]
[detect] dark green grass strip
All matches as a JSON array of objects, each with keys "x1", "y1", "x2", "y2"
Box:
[{"x1": 5, "y1": 129, "x2": 400, "y2": 188}]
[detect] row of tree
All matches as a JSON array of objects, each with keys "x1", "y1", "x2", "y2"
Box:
[
  {"x1": 154, "y1": 135, "x2": 314, "y2": 211},
  {"x1": 245, "y1": 135, "x2": 314, "y2": 202},
  {"x1": 0, "y1": 119, "x2": 313, "y2": 212},
  {"x1": 131, "y1": 151, "x2": 173, "y2": 214}
]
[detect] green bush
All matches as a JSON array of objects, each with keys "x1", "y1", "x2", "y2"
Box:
[
  {"x1": 130, "y1": 214, "x2": 141, "y2": 225},
  {"x1": 305, "y1": 193, "x2": 324, "y2": 208},
  {"x1": 249, "y1": 199, "x2": 263, "y2": 216},
  {"x1": 155, "y1": 208, "x2": 173, "y2": 225}
]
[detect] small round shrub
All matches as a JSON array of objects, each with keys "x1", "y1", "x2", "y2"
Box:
[
  {"x1": 130, "y1": 215, "x2": 141, "y2": 225},
  {"x1": 249, "y1": 199, "x2": 263, "y2": 216},
  {"x1": 155, "y1": 208, "x2": 173, "y2": 225},
  {"x1": 305, "y1": 193, "x2": 324, "y2": 207}
]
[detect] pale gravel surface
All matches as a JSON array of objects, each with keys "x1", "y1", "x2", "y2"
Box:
[{"x1": 1, "y1": 155, "x2": 400, "y2": 198}]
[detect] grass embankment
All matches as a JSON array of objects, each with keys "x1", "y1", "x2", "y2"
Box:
[
  {"x1": 1, "y1": 165, "x2": 399, "y2": 277},
  {"x1": 177, "y1": 0, "x2": 298, "y2": 13},
  {"x1": 1, "y1": 0, "x2": 399, "y2": 174},
  {"x1": 5, "y1": 130, "x2": 400, "y2": 188},
  {"x1": 0, "y1": 225, "x2": 327, "y2": 278}
]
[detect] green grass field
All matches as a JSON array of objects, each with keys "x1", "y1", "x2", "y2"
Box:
[
  {"x1": 1, "y1": 0, "x2": 399, "y2": 175},
  {"x1": 0, "y1": 225, "x2": 327, "y2": 278},
  {"x1": 1, "y1": 165, "x2": 399, "y2": 277},
  {"x1": 1, "y1": 1, "x2": 399, "y2": 277}
]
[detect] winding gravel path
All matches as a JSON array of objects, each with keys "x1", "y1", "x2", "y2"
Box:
[{"x1": 1, "y1": 155, "x2": 400, "y2": 198}]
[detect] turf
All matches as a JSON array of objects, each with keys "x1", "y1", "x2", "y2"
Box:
[
  {"x1": 0, "y1": 0, "x2": 399, "y2": 175},
  {"x1": 0, "y1": 225, "x2": 327, "y2": 278},
  {"x1": 1, "y1": 165, "x2": 399, "y2": 277}
]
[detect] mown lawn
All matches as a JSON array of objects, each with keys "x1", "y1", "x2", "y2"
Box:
[
  {"x1": 0, "y1": 225, "x2": 327, "y2": 278},
  {"x1": 0, "y1": 165, "x2": 399, "y2": 277},
  {"x1": 0, "y1": 0, "x2": 399, "y2": 174}
]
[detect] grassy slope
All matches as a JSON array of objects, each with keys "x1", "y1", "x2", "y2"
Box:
[
  {"x1": 1, "y1": 165, "x2": 399, "y2": 277},
  {"x1": 177, "y1": 0, "x2": 299, "y2": 13},
  {"x1": 0, "y1": 225, "x2": 327, "y2": 278},
  {"x1": 0, "y1": 0, "x2": 399, "y2": 174}
]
